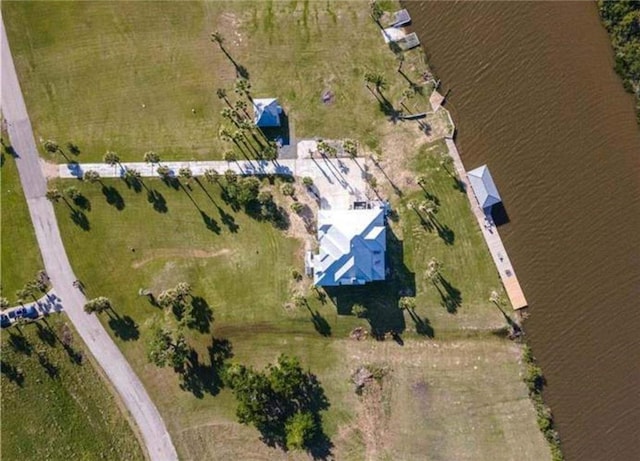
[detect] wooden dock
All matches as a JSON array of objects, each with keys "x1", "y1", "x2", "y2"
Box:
[{"x1": 442, "y1": 134, "x2": 528, "y2": 310}]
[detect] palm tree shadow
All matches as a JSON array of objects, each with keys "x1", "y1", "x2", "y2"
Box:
[
  {"x1": 101, "y1": 185, "x2": 125, "y2": 210},
  {"x1": 70, "y1": 209, "x2": 90, "y2": 231},
  {"x1": 218, "y1": 206, "x2": 239, "y2": 232},
  {"x1": 201, "y1": 211, "x2": 221, "y2": 234},
  {"x1": 147, "y1": 189, "x2": 168, "y2": 213},
  {"x1": 407, "y1": 309, "x2": 434, "y2": 337},
  {"x1": 307, "y1": 306, "x2": 332, "y2": 337},
  {"x1": 1, "y1": 360, "x2": 25, "y2": 386},
  {"x1": 435, "y1": 276, "x2": 462, "y2": 314}
]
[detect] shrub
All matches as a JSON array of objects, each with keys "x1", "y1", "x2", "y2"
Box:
[
  {"x1": 281, "y1": 183, "x2": 295, "y2": 197},
  {"x1": 352, "y1": 304, "x2": 368, "y2": 318},
  {"x1": 290, "y1": 201, "x2": 304, "y2": 214}
]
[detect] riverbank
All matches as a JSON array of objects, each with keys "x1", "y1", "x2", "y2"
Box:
[
  {"x1": 598, "y1": 1, "x2": 640, "y2": 123},
  {"x1": 402, "y1": 2, "x2": 640, "y2": 459}
]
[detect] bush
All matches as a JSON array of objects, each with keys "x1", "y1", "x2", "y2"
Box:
[
  {"x1": 351, "y1": 304, "x2": 368, "y2": 318},
  {"x1": 281, "y1": 183, "x2": 295, "y2": 197},
  {"x1": 290, "y1": 201, "x2": 304, "y2": 214}
]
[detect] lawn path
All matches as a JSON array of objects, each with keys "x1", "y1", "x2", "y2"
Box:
[{"x1": 1, "y1": 17, "x2": 178, "y2": 461}]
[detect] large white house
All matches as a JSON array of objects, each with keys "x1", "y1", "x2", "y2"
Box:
[{"x1": 311, "y1": 206, "x2": 386, "y2": 286}]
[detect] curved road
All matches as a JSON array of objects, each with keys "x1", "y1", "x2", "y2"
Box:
[{"x1": 1, "y1": 18, "x2": 178, "y2": 461}]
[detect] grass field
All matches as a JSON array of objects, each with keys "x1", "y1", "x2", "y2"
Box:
[
  {"x1": 3, "y1": 0, "x2": 550, "y2": 459},
  {"x1": 0, "y1": 316, "x2": 144, "y2": 460},
  {"x1": 3, "y1": 0, "x2": 427, "y2": 163},
  {"x1": 1, "y1": 140, "x2": 44, "y2": 303}
]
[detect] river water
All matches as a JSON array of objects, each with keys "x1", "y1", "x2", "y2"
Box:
[{"x1": 403, "y1": 1, "x2": 640, "y2": 459}]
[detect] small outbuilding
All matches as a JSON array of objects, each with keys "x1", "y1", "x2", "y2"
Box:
[
  {"x1": 467, "y1": 165, "x2": 502, "y2": 210},
  {"x1": 253, "y1": 98, "x2": 282, "y2": 127}
]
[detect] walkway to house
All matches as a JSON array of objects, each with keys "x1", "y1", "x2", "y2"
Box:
[{"x1": 58, "y1": 153, "x2": 368, "y2": 210}]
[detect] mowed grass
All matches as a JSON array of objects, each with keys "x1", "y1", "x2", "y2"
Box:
[
  {"x1": 0, "y1": 316, "x2": 144, "y2": 460},
  {"x1": 48, "y1": 172, "x2": 548, "y2": 460},
  {"x1": 3, "y1": 0, "x2": 425, "y2": 163},
  {"x1": 0, "y1": 146, "x2": 43, "y2": 303}
]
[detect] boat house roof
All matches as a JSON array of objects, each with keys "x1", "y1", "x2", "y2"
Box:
[
  {"x1": 313, "y1": 208, "x2": 386, "y2": 286},
  {"x1": 467, "y1": 165, "x2": 502, "y2": 209}
]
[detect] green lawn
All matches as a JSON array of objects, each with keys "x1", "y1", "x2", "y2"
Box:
[
  {"x1": 0, "y1": 317, "x2": 144, "y2": 460},
  {"x1": 1, "y1": 140, "x2": 44, "y2": 303},
  {"x1": 3, "y1": 0, "x2": 549, "y2": 459},
  {"x1": 3, "y1": 0, "x2": 428, "y2": 163}
]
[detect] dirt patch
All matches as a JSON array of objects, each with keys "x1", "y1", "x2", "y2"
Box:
[
  {"x1": 357, "y1": 373, "x2": 391, "y2": 461},
  {"x1": 132, "y1": 248, "x2": 231, "y2": 269}
]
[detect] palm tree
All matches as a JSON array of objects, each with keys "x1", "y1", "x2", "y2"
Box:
[
  {"x1": 178, "y1": 167, "x2": 193, "y2": 184},
  {"x1": 343, "y1": 139, "x2": 358, "y2": 158},
  {"x1": 45, "y1": 188, "x2": 62, "y2": 203},
  {"x1": 210, "y1": 31, "x2": 225, "y2": 47},
  {"x1": 419, "y1": 198, "x2": 439, "y2": 218},
  {"x1": 489, "y1": 290, "x2": 502, "y2": 306},
  {"x1": 232, "y1": 131, "x2": 245, "y2": 144},
  {"x1": 216, "y1": 88, "x2": 227, "y2": 100},
  {"x1": 425, "y1": 258, "x2": 443, "y2": 282},
  {"x1": 144, "y1": 151, "x2": 160, "y2": 163},
  {"x1": 83, "y1": 170, "x2": 101, "y2": 183},
  {"x1": 370, "y1": 1, "x2": 383, "y2": 26},
  {"x1": 234, "y1": 78, "x2": 251, "y2": 98},
  {"x1": 156, "y1": 165, "x2": 171, "y2": 179},
  {"x1": 416, "y1": 175, "x2": 428, "y2": 188},
  {"x1": 221, "y1": 107, "x2": 235, "y2": 122},
  {"x1": 103, "y1": 151, "x2": 120, "y2": 166},
  {"x1": 219, "y1": 126, "x2": 233, "y2": 142},
  {"x1": 204, "y1": 168, "x2": 218, "y2": 183},
  {"x1": 223, "y1": 151, "x2": 238, "y2": 161},
  {"x1": 0, "y1": 297, "x2": 9, "y2": 309},
  {"x1": 234, "y1": 99, "x2": 248, "y2": 115},
  {"x1": 398, "y1": 296, "x2": 416, "y2": 311},
  {"x1": 364, "y1": 72, "x2": 387, "y2": 94},
  {"x1": 64, "y1": 186, "x2": 81, "y2": 200},
  {"x1": 43, "y1": 139, "x2": 60, "y2": 154},
  {"x1": 302, "y1": 176, "x2": 314, "y2": 188}
]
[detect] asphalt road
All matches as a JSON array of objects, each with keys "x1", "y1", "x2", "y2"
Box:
[{"x1": 1, "y1": 17, "x2": 178, "y2": 461}]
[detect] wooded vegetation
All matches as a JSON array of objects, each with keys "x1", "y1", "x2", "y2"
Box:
[{"x1": 598, "y1": 1, "x2": 640, "y2": 122}]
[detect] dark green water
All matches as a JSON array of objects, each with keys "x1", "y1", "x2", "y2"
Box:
[{"x1": 404, "y1": 2, "x2": 640, "y2": 460}]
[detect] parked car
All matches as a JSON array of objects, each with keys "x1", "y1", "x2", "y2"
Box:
[{"x1": 0, "y1": 314, "x2": 10, "y2": 328}]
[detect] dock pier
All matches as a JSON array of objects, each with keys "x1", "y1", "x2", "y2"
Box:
[{"x1": 435, "y1": 96, "x2": 527, "y2": 309}]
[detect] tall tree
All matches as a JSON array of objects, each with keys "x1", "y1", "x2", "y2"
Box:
[
  {"x1": 425, "y1": 258, "x2": 443, "y2": 282},
  {"x1": 83, "y1": 170, "x2": 101, "y2": 183},
  {"x1": 45, "y1": 188, "x2": 62, "y2": 203},
  {"x1": 84, "y1": 296, "x2": 112, "y2": 314},
  {"x1": 144, "y1": 151, "x2": 160, "y2": 163},
  {"x1": 204, "y1": 168, "x2": 218, "y2": 183},
  {"x1": 103, "y1": 151, "x2": 120, "y2": 166}
]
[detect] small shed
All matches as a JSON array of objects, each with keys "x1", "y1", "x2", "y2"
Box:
[
  {"x1": 253, "y1": 98, "x2": 282, "y2": 127},
  {"x1": 390, "y1": 9, "x2": 411, "y2": 27},
  {"x1": 467, "y1": 165, "x2": 502, "y2": 210}
]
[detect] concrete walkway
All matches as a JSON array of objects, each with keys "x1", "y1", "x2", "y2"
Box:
[
  {"x1": 1, "y1": 17, "x2": 178, "y2": 461},
  {"x1": 2, "y1": 289, "x2": 64, "y2": 319},
  {"x1": 58, "y1": 155, "x2": 368, "y2": 210}
]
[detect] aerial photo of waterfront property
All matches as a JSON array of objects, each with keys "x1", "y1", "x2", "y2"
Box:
[{"x1": 1, "y1": 1, "x2": 639, "y2": 460}]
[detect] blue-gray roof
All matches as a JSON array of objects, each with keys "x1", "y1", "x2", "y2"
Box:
[
  {"x1": 467, "y1": 165, "x2": 501, "y2": 209},
  {"x1": 253, "y1": 98, "x2": 282, "y2": 127},
  {"x1": 313, "y1": 208, "x2": 386, "y2": 286}
]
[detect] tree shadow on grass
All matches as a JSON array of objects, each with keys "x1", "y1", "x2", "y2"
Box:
[
  {"x1": 36, "y1": 322, "x2": 57, "y2": 346},
  {"x1": 70, "y1": 209, "x2": 90, "y2": 231},
  {"x1": 434, "y1": 276, "x2": 462, "y2": 314},
  {"x1": 218, "y1": 206, "x2": 239, "y2": 232},
  {"x1": 407, "y1": 309, "x2": 434, "y2": 338},
  {"x1": 8, "y1": 332, "x2": 33, "y2": 356},
  {"x1": 107, "y1": 312, "x2": 140, "y2": 341},
  {"x1": 187, "y1": 296, "x2": 213, "y2": 333},
  {"x1": 0, "y1": 360, "x2": 25, "y2": 386},
  {"x1": 147, "y1": 189, "x2": 168, "y2": 213},
  {"x1": 36, "y1": 351, "x2": 59, "y2": 379},
  {"x1": 179, "y1": 337, "x2": 233, "y2": 398},
  {"x1": 102, "y1": 185, "x2": 125, "y2": 210},
  {"x1": 306, "y1": 306, "x2": 331, "y2": 337},
  {"x1": 72, "y1": 195, "x2": 91, "y2": 211},
  {"x1": 200, "y1": 211, "x2": 221, "y2": 234}
]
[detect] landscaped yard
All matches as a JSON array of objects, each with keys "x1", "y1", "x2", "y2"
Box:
[
  {"x1": 3, "y1": 0, "x2": 428, "y2": 163},
  {"x1": 0, "y1": 316, "x2": 144, "y2": 460},
  {"x1": 2, "y1": 0, "x2": 550, "y2": 459},
  {"x1": 0, "y1": 137, "x2": 44, "y2": 303}
]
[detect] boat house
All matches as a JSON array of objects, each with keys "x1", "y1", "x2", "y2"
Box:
[{"x1": 467, "y1": 165, "x2": 502, "y2": 210}]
